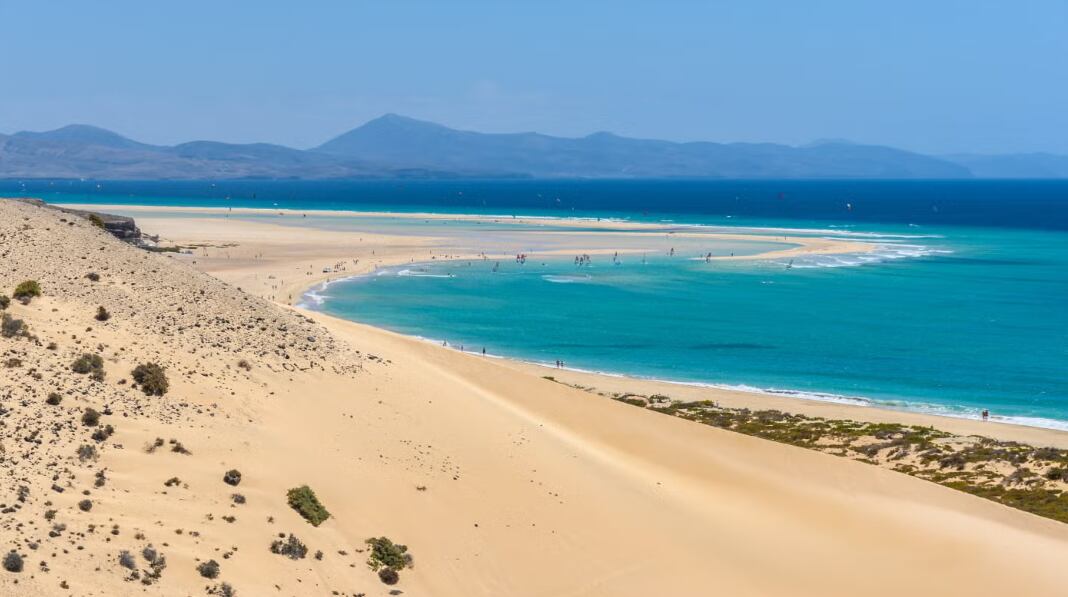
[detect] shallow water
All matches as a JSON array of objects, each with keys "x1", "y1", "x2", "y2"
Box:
[
  {"x1": 14, "y1": 179, "x2": 1068, "y2": 427},
  {"x1": 314, "y1": 224, "x2": 1068, "y2": 428}
]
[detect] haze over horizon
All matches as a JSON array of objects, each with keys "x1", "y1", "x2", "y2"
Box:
[{"x1": 1, "y1": 1, "x2": 1066, "y2": 155}]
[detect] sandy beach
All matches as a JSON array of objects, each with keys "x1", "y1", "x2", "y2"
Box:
[{"x1": 3, "y1": 199, "x2": 1068, "y2": 596}]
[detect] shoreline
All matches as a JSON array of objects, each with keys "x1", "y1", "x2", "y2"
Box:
[
  {"x1": 73, "y1": 202, "x2": 1068, "y2": 443},
  {"x1": 310, "y1": 307, "x2": 1068, "y2": 446}
]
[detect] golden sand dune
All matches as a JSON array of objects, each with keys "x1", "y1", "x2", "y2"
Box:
[{"x1": 2, "y1": 199, "x2": 1066, "y2": 596}]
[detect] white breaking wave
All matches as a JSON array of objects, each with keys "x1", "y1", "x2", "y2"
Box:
[
  {"x1": 785, "y1": 242, "x2": 952, "y2": 269},
  {"x1": 542, "y1": 274, "x2": 592, "y2": 284},
  {"x1": 396, "y1": 268, "x2": 453, "y2": 278}
]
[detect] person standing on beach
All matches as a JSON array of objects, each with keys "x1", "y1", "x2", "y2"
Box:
[{"x1": 982, "y1": 409, "x2": 989, "y2": 421}]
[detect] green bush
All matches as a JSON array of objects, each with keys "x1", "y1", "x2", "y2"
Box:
[
  {"x1": 46, "y1": 392, "x2": 63, "y2": 405},
  {"x1": 196, "y1": 559, "x2": 220, "y2": 579},
  {"x1": 132, "y1": 362, "x2": 169, "y2": 396},
  {"x1": 269, "y1": 534, "x2": 307, "y2": 560},
  {"x1": 365, "y1": 536, "x2": 412, "y2": 571},
  {"x1": 82, "y1": 408, "x2": 101, "y2": 427},
  {"x1": 72, "y1": 353, "x2": 104, "y2": 375},
  {"x1": 287, "y1": 485, "x2": 331, "y2": 526},
  {"x1": 0, "y1": 294, "x2": 9, "y2": 309},
  {"x1": 95, "y1": 306, "x2": 111, "y2": 321},
  {"x1": 13, "y1": 280, "x2": 41, "y2": 302},
  {"x1": 3, "y1": 551, "x2": 23, "y2": 573}
]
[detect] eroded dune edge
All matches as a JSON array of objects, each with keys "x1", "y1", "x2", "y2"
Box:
[{"x1": 2, "y1": 198, "x2": 1067, "y2": 597}]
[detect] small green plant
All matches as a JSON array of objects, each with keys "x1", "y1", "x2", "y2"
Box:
[
  {"x1": 3, "y1": 551, "x2": 23, "y2": 573},
  {"x1": 12, "y1": 280, "x2": 41, "y2": 303},
  {"x1": 365, "y1": 536, "x2": 412, "y2": 571},
  {"x1": 72, "y1": 353, "x2": 105, "y2": 379},
  {"x1": 85, "y1": 272, "x2": 101, "y2": 282},
  {"x1": 196, "y1": 559, "x2": 220, "y2": 579},
  {"x1": 77, "y1": 444, "x2": 98, "y2": 462},
  {"x1": 88, "y1": 214, "x2": 106, "y2": 228},
  {"x1": 0, "y1": 294, "x2": 9, "y2": 309},
  {"x1": 72, "y1": 353, "x2": 103, "y2": 372},
  {"x1": 132, "y1": 362, "x2": 168, "y2": 395},
  {"x1": 269, "y1": 534, "x2": 307, "y2": 560},
  {"x1": 286, "y1": 485, "x2": 331, "y2": 526},
  {"x1": 95, "y1": 306, "x2": 111, "y2": 321},
  {"x1": 91, "y1": 424, "x2": 115, "y2": 442},
  {"x1": 82, "y1": 408, "x2": 101, "y2": 427},
  {"x1": 46, "y1": 392, "x2": 63, "y2": 405}
]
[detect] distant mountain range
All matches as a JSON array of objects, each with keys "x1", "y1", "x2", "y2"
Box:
[{"x1": 1, "y1": 114, "x2": 1064, "y2": 179}]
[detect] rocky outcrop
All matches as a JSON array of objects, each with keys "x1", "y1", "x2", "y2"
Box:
[{"x1": 5, "y1": 197, "x2": 142, "y2": 242}]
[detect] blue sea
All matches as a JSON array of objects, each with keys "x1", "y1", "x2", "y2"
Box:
[{"x1": 6, "y1": 179, "x2": 1067, "y2": 428}]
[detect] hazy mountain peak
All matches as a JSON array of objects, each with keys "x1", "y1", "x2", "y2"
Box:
[
  {"x1": 804, "y1": 138, "x2": 859, "y2": 148},
  {"x1": 14, "y1": 124, "x2": 151, "y2": 149}
]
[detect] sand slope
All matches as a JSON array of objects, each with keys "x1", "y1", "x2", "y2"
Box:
[{"x1": 2, "y1": 199, "x2": 1067, "y2": 596}]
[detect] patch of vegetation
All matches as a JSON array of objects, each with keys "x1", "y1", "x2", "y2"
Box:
[
  {"x1": 131, "y1": 362, "x2": 169, "y2": 395},
  {"x1": 570, "y1": 383, "x2": 1068, "y2": 526},
  {"x1": 0, "y1": 294, "x2": 9, "y2": 309},
  {"x1": 88, "y1": 213, "x2": 106, "y2": 228},
  {"x1": 85, "y1": 272, "x2": 101, "y2": 282},
  {"x1": 365, "y1": 536, "x2": 412, "y2": 571},
  {"x1": 612, "y1": 395, "x2": 647, "y2": 407},
  {"x1": 269, "y1": 534, "x2": 308, "y2": 560},
  {"x1": 46, "y1": 392, "x2": 63, "y2": 405},
  {"x1": 237, "y1": 359, "x2": 252, "y2": 371},
  {"x1": 223, "y1": 469, "x2": 242, "y2": 486},
  {"x1": 197, "y1": 559, "x2": 220, "y2": 579},
  {"x1": 81, "y1": 408, "x2": 102, "y2": 427},
  {"x1": 71, "y1": 353, "x2": 105, "y2": 380},
  {"x1": 286, "y1": 485, "x2": 331, "y2": 526},
  {"x1": 209, "y1": 582, "x2": 237, "y2": 596},
  {"x1": 3, "y1": 551, "x2": 23, "y2": 573},
  {"x1": 91, "y1": 424, "x2": 115, "y2": 442},
  {"x1": 378, "y1": 567, "x2": 400, "y2": 585},
  {"x1": 1, "y1": 313, "x2": 27, "y2": 338},
  {"x1": 77, "y1": 444, "x2": 98, "y2": 463},
  {"x1": 140, "y1": 546, "x2": 167, "y2": 585},
  {"x1": 95, "y1": 306, "x2": 111, "y2": 321},
  {"x1": 13, "y1": 280, "x2": 42, "y2": 303}
]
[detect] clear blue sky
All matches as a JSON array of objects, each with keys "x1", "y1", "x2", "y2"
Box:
[{"x1": 1, "y1": 0, "x2": 1065, "y2": 154}]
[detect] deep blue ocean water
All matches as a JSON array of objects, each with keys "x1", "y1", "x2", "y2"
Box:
[{"x1": 6, "y1": 179, "x2": 1067, "y2": 427}]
